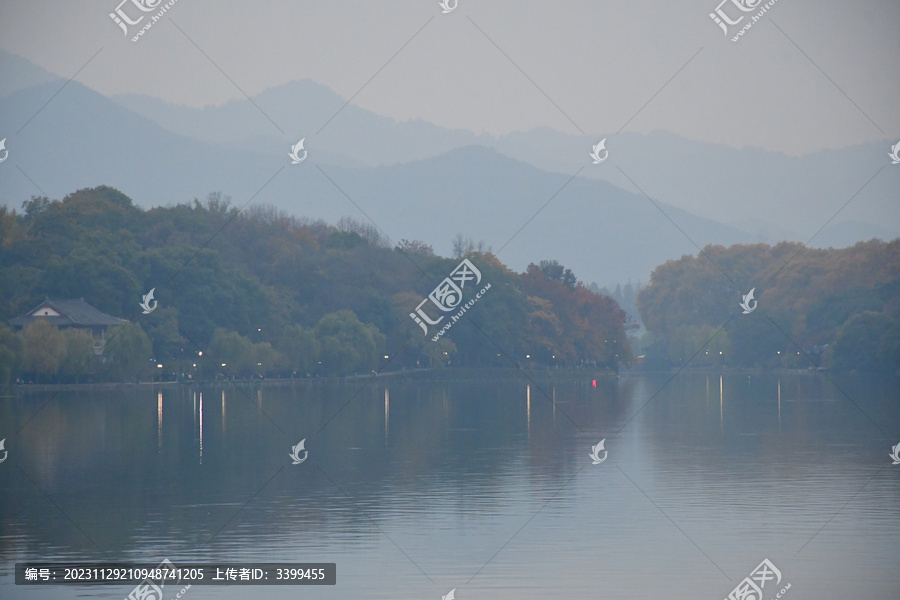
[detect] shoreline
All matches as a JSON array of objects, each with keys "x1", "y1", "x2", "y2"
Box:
[{"x1": 3, "y1": 365, "x2": 886, "y2": 394}]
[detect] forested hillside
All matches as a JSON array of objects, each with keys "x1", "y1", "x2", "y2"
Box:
[
  {"x1": 2, "y1": 186, "x2": 895, "y2": 384},
  {"x1": 0, "y1": 186, "x2": 630, "y2": 383},
  {"x1": 637, "y1": 241, "x2": 900, "y2": 371}
]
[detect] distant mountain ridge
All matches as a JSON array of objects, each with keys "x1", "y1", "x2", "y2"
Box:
[
  {"x1": 317, "y1": 145, "x2": 758, "y2": 285},
  {"x1": 0, "y1": 50, "x2": 58, "y2": 98},
  {"x1": 0, "y1": 49, "x2": 896, "y2": 286},
  {"x1": 109, "y1": 76, "x2": 898, "y2": 248}
]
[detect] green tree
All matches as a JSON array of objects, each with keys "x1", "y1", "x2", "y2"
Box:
[
  {"x1": 0, "y1": 324, "x2": 23, "y2": 385},
  {"x1": 21, "y1": 195, "x2": 51, "y2": 220},
  {"x1": 523, "y1": 296, "x2": 564, "y2": 362},
  {"x1": 21, "y1": 319, "x2": 66, "y2": 382},
  {"x1": 275, "y1": 324, "x2": 319, "y2": 376},
  {"x1": 314, "y1": 310, "x2": 385, "y2": 376},
  {"x1": 0, "y1": 205, "x2": 24, "y2": 250},
  {"x1": 252, "y1": 342, "x2": 280, "y2": 378},
  {"x1": 103, "y1": 323, "x2": 152, "y2": 382},
  {"x1": 876, "y1": 319, "x2": 900, "y2": 373},
  {"x1": 533, "y1": 259, "x2": 577, "y2": 290},
  {"x1": 143, "y1": 306, "x2": 187, "y2": 366},
  {"x1": 724, "y1": 317, "x2": 784, "y2": 367},
  {"x1": 832, "y1": 312, "x2": 895, "y2": 371},
  {"x1": 61, "y1": 328, "x2": 96, "y2": 381},
  {"x1": 637, "y1": 240, "x2": 900, "y2": 369},
  {"x1": 666, "y1": 325, "x2": 729, "y2": 366},
  {"x1": 422, "y1": 338, "x2": 457, "y2": 367},
  {"x1": 207, "y1": 328, "x2": 255, "y2": 378}
]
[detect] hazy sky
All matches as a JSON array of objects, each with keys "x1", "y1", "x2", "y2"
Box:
[{"x1": 1, "y1": 0, "x2": 898, "y2": 155}]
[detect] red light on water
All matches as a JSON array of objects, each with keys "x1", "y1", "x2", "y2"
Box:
[{"x1": 592, "y1": 379, "x2": 597, "y2": 388}]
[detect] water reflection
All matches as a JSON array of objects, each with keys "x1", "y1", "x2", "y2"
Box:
[
  {"x1": 157, "y1": 392, "x2": 163, "y2": 450},
  {"x1": 199, "y1": 391, "x2": 203, "y2": 464},
  {"x1": 778, "y1": 378, "x2": 782, "y2": 426},
  {"x1": 221, "y1": 390, "x2": 226, "y2": 438},
  {"x1": 1, "y1": 373, "x2": 898, "y2": 600},
  {"x1": 719, "y1": 374, "x2": 724, "y2": 431},
  {"x1": 526, "y1": 383, "x2": 531, "y2": 437}
]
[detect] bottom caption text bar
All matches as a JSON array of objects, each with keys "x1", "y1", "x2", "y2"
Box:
[{"x1": 16, "y1": 563, "x2": 336, "y2": 585}]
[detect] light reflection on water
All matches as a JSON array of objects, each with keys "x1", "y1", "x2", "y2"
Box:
[{"x1": 1, "y1": 373, "x2": 898, "y2": 599}]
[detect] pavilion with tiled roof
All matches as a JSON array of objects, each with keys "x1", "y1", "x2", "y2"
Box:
[{"x1": 9, "y1": 298, "x2": 129, "y2": 353}]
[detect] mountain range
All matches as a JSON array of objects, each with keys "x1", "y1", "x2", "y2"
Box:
[{"x1": 1, "y1": 49, "x2": 896, "y2": 286}]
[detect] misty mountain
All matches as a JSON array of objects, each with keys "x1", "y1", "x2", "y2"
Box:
[
  {"x1": 110, "y1": 78, "x2": 899, "y2": 247},
  {"x1": 281, "y1": 146, "x2": 758, "y2": 286},
  {"x1": 6, "y1": 49, "x2": 897, "y2": 247},
  {"x1": 0, "y1": 50, "x2": 895, "y2": 285},
  {"x1": 0, "y1": 74, "x2": 752, "y2": 284},
  {"x1": 0, "y1": 49, "x2": 58, "y2": 98},
  {"x1": 565, "y1": 130, "x2": 900, "y2": 247},
  {"x1": 0, "y1": 80, "x2": 287, "y2": 210},
  {"x1": 112, "y1": 79, "x2": 489, "y2": 166}
]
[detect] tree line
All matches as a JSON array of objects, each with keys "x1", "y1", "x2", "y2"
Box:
[
  {"x1": 636, "y1": 240, "x2": 899, "y2": 371},
  {"x1": 0, "y1": 186, "x2": 631, "y2": 384}
]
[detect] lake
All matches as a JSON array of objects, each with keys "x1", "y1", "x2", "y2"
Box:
[{"x1": 2, "y1": 371, "x2": 899, "y2": 599}]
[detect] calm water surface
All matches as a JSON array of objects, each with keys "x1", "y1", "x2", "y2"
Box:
[{"x1": 1, "y1": 372, "x2": 899, "y2": 599}]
